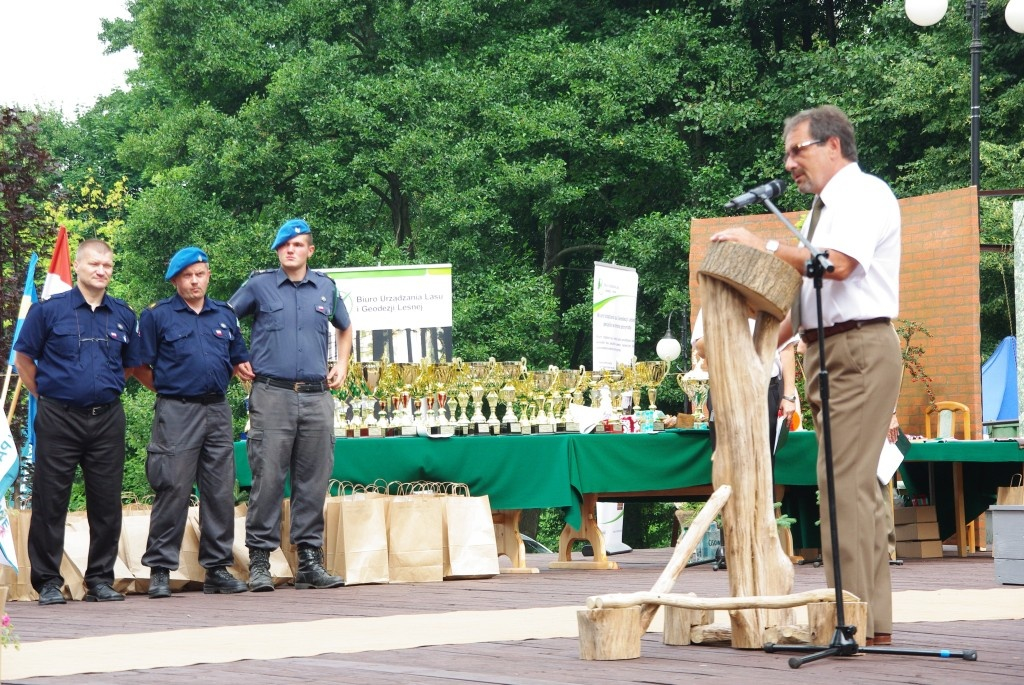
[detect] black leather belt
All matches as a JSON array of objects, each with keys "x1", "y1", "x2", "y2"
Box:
[
  {"x1": 158, "y1": 393, "x2": 226, "y2": 405},
  {"x1": 254, "y1": 375, "x2": 328, "y2": 393},
  {"x1": 40, "y1": 396, "x2": 115, "y2": 416},
  {"x1": 801, "y1": 317, "x2": 890, "y2": 345}
]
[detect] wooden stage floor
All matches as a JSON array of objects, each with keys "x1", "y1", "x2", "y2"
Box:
[{"x1": 3, "y1": 548, "x2": 1022, "y2": 684}]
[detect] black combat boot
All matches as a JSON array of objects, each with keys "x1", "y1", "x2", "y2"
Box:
[
  {"x1": 204, "y1": 566, "x2": 248, "y2": 594},
  {"x1": 294, "y1": 546, "x2": 345, "y2": 589},
  {"x1": 248, "y1": 548, "x2": 275, "y2": 592},
  {"x1": 148, "y1": 567, "x2": 171, "y2": 599}
]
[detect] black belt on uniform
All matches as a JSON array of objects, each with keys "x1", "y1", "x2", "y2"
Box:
[
  {"x1": 801, "y1": 317, "x2": 890, "y2": 345},
  {"x1": 157, "y1": 393, "x2": 226, "y2": 405},
  {"x1": 39, "y1": 396, "x2": 115, "y2": 416},
  {"x1": 254, "y1": 375, "x2": 329, "y2": 393}
]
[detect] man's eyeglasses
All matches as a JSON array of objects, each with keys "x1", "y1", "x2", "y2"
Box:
[{"x1": 782, "y1": 138, "x2": 826, "y2": 164}]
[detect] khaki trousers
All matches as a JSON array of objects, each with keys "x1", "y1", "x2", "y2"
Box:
[{"x1": 804, "y1": 322, "x2": 900, "y2": 637}]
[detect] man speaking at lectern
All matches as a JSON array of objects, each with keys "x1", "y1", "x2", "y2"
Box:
[{"x1": 710, "y1": 105, "x2": 901, "y2": 647}]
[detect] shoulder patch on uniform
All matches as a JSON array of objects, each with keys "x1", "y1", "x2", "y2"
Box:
[{"x1": 249, "y1": 269, "x2": 276, "y2": 278}]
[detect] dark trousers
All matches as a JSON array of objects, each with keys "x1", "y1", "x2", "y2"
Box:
[
  {"x1": 708, "y1": 374, "x2": 784, "y2": 464},
  {"x1": 244, "y1": 383, "x2": 335, "y2": 550},
  {"x1": 30, "y1": 399, "x2": 126, "y2": 590},
  {"x1": 142, "y1": 398, "x2": 236, "y2": 570}
]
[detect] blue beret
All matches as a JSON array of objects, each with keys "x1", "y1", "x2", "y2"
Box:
[
  {"x1": 271, "y1": 218, "x2": 311, "y2": 250},
  {"x1": 165, "y1": 247, "x2": 209, "y2": 280}
]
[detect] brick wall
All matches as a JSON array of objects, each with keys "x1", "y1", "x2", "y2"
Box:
[{"x1": 689, "y1": 187, "x2": 981, "y2": 438}]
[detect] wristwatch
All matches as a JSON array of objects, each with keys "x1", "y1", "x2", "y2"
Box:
[{"x1": 765, "y1": 239, "x2": 780, "y2": 254}]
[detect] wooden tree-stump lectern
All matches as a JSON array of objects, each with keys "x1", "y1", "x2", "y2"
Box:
[
  {"x1": 698, "y1": 240, "x2": 803, "y2": 648},
  {"x1": 578, "y1": 242, "x2": 866, "y2": 659}
]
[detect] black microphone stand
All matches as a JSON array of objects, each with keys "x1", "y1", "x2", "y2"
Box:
[{"x1": 753, "y1": 196, "x2": 978, "y2": 668}]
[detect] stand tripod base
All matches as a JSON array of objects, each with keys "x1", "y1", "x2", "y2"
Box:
[{"x1": 765, "y1": 626, "x2": 979, "y2": 669}]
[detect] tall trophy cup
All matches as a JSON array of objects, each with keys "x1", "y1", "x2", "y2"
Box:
[{"x1": 678, "y1": 361, "x2": 710, "y2": 429}]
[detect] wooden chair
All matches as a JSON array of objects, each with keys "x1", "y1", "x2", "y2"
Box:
[
  {"x1": 923, "y1": 401, "x2": 983, "y2": 555},
  {"x1": 924, "y1": 401, "x2": 971, "y2": 440}
]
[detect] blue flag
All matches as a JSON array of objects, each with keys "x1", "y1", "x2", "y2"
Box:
[{"x1": 0, "y1": 411, "x2": 19, "y2": 568}]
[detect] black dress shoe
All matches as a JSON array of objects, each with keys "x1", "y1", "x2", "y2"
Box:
[
  {"x1": 85, "y1": 583, "x2": 125, "y2": 602},
  {"x1": 203, "y1": 566, "x2": 247, "y2": 594},
  {"x1": 148, "y1": 568, "x2": 172, "y2": 599},
  {"x1": 38, "y1": 583, "x2": 66, "y2": 606}
]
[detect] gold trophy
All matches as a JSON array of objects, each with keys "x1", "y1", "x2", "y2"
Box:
[
  {"x1": 396, "y1": 362, "x2": 422, "y2": 435},
  {"x1": 360, "y1": 361, "x2": 385, "y2": 437},
  {"x1": 559, "y1": 366, "x2": 583, "y2": 432},
  {"x1": 430, "y1": 361, "x2": 457, "y2": 436},
  {"x1": 496, "y1": 358, "x2": 526, "y2": 433},
  {"x1": 678, "y1": 361, "x2": 710, "y2": 429},
  {"x1": 466, "y1": 359, "x2": 494, "y2": 433},
  {"x1": 532, "y1": 367, "x2": 559, "y2": 433}
]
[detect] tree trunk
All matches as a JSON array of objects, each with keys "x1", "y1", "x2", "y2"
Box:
[{"x1": 697, "y1": 241, "x2": 802, "y2": 649}]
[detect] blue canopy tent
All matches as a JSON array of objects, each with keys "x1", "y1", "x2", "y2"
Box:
[{"x1": 981, "y1": 336, "x2": 1018, "y2": 433}]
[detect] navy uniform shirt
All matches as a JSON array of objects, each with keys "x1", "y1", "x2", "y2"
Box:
[
  {"x1": 14, "y1": 287, "x2": 139, "y2": 407},
  {"x1": 136, "y1": 294, "x2": 249, "y2": 397},
  {"x1": 228, "y1": 268, "x2": 350, "y2": 382}
]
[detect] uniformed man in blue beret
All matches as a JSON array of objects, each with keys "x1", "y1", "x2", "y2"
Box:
[
  {"x1": 14, "y1": 238, "x2": 140, "y2": 605},
  {"x1": 229, "y1": 219, "x2": 353, "y2": 591},
  {"x1": 132, "y1": 247, "x2": 251, "y2": 598}
]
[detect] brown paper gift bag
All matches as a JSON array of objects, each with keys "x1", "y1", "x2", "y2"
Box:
[
  {"x1": 335, "y1": 489, "x2": 390, "y2": 585},
  {"x1": 442, "y1": 485, "x2": 500, "y2": 579},
  {"x1": 322, "y1": 480, "x2": 347, "y2": 575},
  {"x1": 229, "y1": 502, "x2": 292, "y2": 586},
  {"x1": 64, "y1": 512, "x2": 135, "y2": 597},
  {"x1": 180, "y1": 506, "x2": 208, "y2": 588},
  {"x1": 387, "y1": 487, "x2": 444, "y2": 583},
  {"x1": 0, "y1": 509, "x2": 37, "y2": 601},
  {"x1": 119, "y1": 507, "x2": 189, "y2": 593},
  {"x1": 996, "y1": 473, "x2": 1024, "y2": 505},
  {"x1": 279, "y1": 498, "x2": 299, "y2": 576}
]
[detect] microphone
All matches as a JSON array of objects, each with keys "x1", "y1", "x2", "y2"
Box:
[{"x1": 723, "y1": 179, "x2": 787, "y2": 210}]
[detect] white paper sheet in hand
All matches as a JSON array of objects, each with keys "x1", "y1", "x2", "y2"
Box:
[{"x1": 876, "y1": 438, "x2": 904, "y2": 486}]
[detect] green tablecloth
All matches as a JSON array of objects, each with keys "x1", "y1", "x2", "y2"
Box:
[
  {"x1": 233, "y1": 432, "x2": 1023, "y2": 537},
  {"x1": 233, "y1": 429, "x2": 820, "y2": 529},
  {"x1": 900, "y1": 439, "x2": 1024, "y2": 540}
]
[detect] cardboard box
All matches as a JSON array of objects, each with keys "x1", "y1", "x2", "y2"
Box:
[
  {"x1": 896, "y1": 540, "x2": 944, "y2": 558},
  {"x1": 894, "y1": 521, "x2": 940, "y2": 542},
  {"x1": 893, "y1": 505, "x2": 937, "y2": 526}
]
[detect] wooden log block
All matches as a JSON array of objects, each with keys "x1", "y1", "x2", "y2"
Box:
[
  {"x1": 663, "y1": 602, "x2": 714, "y2": 645},
  {"x1": 577, "y1": 607, "x2": 642, "y2": 661},
  {"x1": 808, "y1": 601, "x2": 868, "y2": 646},
  {"x1": 690, "y1": 622, "x2": 733, "y2": 644},
  {"x1": 698, "y1": 241, "x2": 802, "y2": 319},
  {"x1": 762, "y1": 624, "x2": 812, "y2": 645}
]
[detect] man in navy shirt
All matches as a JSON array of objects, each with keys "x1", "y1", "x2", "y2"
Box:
[
  {"x1": 229, "y1": 219, "x2": 353, "y2": 591},
  {"x1": 133, "y1": 247, "x2": 251, "y2": 598},
  {"x1": 14, "y1": 238, "x2": 139, "y2": 605}
]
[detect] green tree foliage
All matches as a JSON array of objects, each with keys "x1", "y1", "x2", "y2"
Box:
[
  {"x1": 30, "y1": 0, "x2": 1022, "y2": 521},
  {"x1": 0, "y1": 108, "x2": 60, "y2": 356}
]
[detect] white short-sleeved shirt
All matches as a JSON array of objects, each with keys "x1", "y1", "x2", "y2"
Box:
[
  {"x1": 795, "y1": 162, "x2": 901, "y2": 330},
  {"x1": 691, "y1": 309, "x2": 788, "y2": 378}
]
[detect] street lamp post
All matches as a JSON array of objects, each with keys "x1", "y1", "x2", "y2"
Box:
[{"x1": 905, "y1": 0, "x2": 1024, "y2": 189}]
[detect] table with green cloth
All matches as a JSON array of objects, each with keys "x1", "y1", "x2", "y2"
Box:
[
  {"x1": 232, "y1": 431, "x2": 1023, "y2": 564},
  {"x1": 900, "y1": 439, "x2": 1024, "y2": 556},
  {"x1": 233, "y1": 429, "x2": 818, "y2": 528}
]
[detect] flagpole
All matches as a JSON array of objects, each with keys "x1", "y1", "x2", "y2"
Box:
[
  {"x1": 0, "y1": 371, "x2": 13, "y2": 419},
  {"x1": 6, "y1": 380, "x2": 22, "y2": 425}
]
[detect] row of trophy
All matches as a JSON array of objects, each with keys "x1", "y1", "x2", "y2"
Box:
[{"x1": 333, "y1": 355, "x2": 712, "y2": 438}]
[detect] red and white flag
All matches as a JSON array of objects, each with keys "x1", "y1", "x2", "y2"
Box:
[{"x1": 42, "y1": 226, "x2": 73, "y2": 299}]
